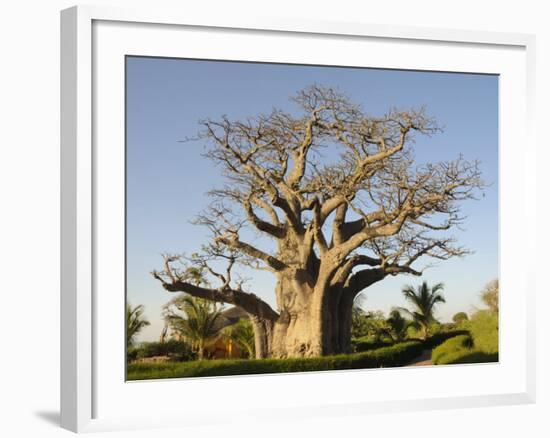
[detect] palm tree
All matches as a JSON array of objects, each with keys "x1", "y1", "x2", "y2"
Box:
[
  {"x1": 126, "y1": 303, "x2": 150, "y2": 347},
  {"x1": 386, "y1": 309, "x2": 410, "y2": 342},
  {"x1": 222, "y1": 319, "x2": 256, "y2": 358},
  {"x1": 399, "y1": 281, "x2": 445, "y2": 340},
  {"x1": 164, "y1": 295, "x2": 223, "y2": 360}
]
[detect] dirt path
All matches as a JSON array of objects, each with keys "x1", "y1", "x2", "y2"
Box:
[{"x1": 406, "y1": 349, "x2": 433, "y2": 366}]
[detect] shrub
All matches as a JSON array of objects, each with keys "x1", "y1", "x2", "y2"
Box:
[
  {"x1": 438, "y1": 350, "x2": 498, "y2": 365},
  {"x1": 126, "y1": 348, "x2": 139, "y2": 362},
  {"x1": 468, "y1": 310, "x2": 498, "y2": 354},
  {"x1": 127, "y1": 341, "x2": 424, "y2": 380},
  {"x1": 386, "y1": 309, "x2": 410, "y2": 342},
  {"x1": 432, "y1": 335, "x2": 473, "y2": 364},
  {"x1": 128, "y1": 339, "x2": 196, "y2": 362},
  {"x1": 431, "y1": 320, "x2": 499, "y2": 366},
  {"x1": 421, "y1": 329, "x2": 471, "y2": 348},
  {"x1": 352, "y1": 309, "x2": 392, "y2": 341},
  {"x1": 406, "y1": 321, "x2": 444, "y2": 339},
  {"x1": 452, "y1": 312, "x2": 469, "y2": 324},
  {"x1": 352, "y1": 337, "x2": 394, "y2": 352}
]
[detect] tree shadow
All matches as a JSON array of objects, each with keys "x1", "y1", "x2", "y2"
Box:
[{"x1": 34, "y1": 410, "x2": 60, "y2": 426}]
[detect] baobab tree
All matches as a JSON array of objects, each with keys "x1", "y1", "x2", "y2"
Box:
[{"x1": 152, "y1": 85, "x2": 483, "y2": 358}]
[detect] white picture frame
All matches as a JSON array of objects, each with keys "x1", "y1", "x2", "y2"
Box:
[{"x1": 60, "y1": 5, "x2": 536, "y2": 433}]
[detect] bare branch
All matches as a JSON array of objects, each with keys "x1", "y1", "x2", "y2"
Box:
[
  {"x1": 243, "y1": 195, "x2": 286, "y2": 238},
  {"x1": 152, "y1": 255, "x2": 279, "y2": 321},
  {"x1": 216, "y1": 234, "x2": 288, "y2": 272},
  {"x1": 174, "y1": 85, "x2": 484, "y2": 321}
]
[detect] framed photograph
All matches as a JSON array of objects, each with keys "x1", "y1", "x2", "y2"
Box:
[{"x1": 61, "y1": 5, "x2": 536, "y2": 433}]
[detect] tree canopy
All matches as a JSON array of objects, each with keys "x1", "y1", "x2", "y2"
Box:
[{"x1": 152, "y1": 85, "x2": 483, "y2": 357}]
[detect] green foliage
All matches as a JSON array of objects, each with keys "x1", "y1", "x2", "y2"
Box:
[
  {"x1": 399, "y1": 281, "x2": 445, "y2": 339},
  {"x1": 352, "y1": 308, "x2": 414, "y2": 351},
  {"x1": 126, "y1": 303, "x2": 150, "y2": 347},
  {"x1": 406, "y1": 320, "x2": 442, "y2": 339},
  {"x1": 423, "y1": 330, "x2": 471, "y2": 349},
  {"x1": 480, "y1": 279, "x2": 499, "y2": 314},
  {"x1": 432, "y1": 335, "x2": 473, "y2": 364},
  {"x1": 431, "y1": 310, "x2": 498, "y2": 365},
  {"x1": 221, "y1": 318, "x2": 256, "y2": 358},
  {"x1": 185, "y1": 266, "x2": 209, "y2": 286},
  {"x1": 351, "y1": 304, "x2": 372, "y2": 338},
  {"x1": 127, "y1": 341, "x2": 425, "y2": 380},
  {"x1": 127, "y1": 339, "x2": 196, "y2": 362},
  {"x1": 452, "y1": 312, "x2": 469, "y2": 324},
  {"x1": 439, "y1": 350, "x2": 498, "y2": 365},
  {"x1": 353, "y1": 328, "x2": 466, "y2": 353},
  {"x1": 352, "y1": 309, "x2": 394, "y2": 342},
  {"x1": 353, "y1": 337, "x2": 394, "y2": 352},
  {"x1": 386, "y1": 309, "x2": 410, "y2": 342},
  {"x1": 126, "y1": 348, "x2": 139, "y2": 362},
  {"x1": 468, "y1": 310, "x2": 498, "y2": 354},
  {"x1": 163, "y1": 294, "x2": 224, "y2": 359}
]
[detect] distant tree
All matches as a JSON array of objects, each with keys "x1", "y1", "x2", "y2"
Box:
[
  {"x1": 469, "y1": 309, "x2": 498, "y2": 354},
  {"x1": 351, "y1": 295, "x2": 370, "y2": 338},
  {"x1": 159, "y1": 324, "x2": 168, "y2": 344},
  {"x1": 452, "y1": 312, "x2": 469, "y2": 324},
  {"x1": 399, "y1": 281, "x2": 445, "y2": 339},
  {"x1": 353, "y1": 309, "x2": 391, "y2": 342},
  {"x1": 126, "y1": 303, "x2": 150, "y2": 347},
  {"x1": 386, "y1": 309, "x2": 410, "y2": 342},
  {"x1": 163, "y1": 294, "x2": 223, "y2": 360},
  {"x1": 480, "y1": 279, "x2": 498, "y2": 314}
]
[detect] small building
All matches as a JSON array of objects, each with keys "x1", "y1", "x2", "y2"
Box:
[{"x1": 206, "y1": 306, "x2": 249, "y2": 359}]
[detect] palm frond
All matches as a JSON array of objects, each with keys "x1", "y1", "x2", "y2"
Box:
[
  {"x1": 399, "y1": 281, "x2": 446, "y2": 338},
  {"x1": 126, "y1": 303, "x2": 150, "y2": 346}
]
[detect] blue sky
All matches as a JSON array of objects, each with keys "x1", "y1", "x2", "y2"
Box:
[{"x1": 126, "y1": 56, "x2": 498, "y2": 342}]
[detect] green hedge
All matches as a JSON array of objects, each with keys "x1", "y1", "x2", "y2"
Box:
[
  {"x1": 127, "y1": 339, "x2": 195, "y2": 362},
  {"x1": 437, "y1": 350, "x2": 498, "y2": 365},
  {"x1": 432, "y1": 335, "x2": 473, "y2": 364},
  {"x1": 127, "y1": 340, "x2": 424, "y2": 380},
  {"x1": 468, "y1": 310, "x2": 498, "y2": 355},
  {"x1": 432, "y1": 310, "x2": 499, "y2": 365},
  {"x1": 422, "y1": 330, "x2": 471, "y2": 349},
  {"x1": 352, "y1": 338, "x2": 394, "y2": 352},
  {"x1": 432, "y1": 333, "x2": 498, "y2": 365},
  {"x1": 352, "y1": 330, "x2": 468, "y2": 354}
]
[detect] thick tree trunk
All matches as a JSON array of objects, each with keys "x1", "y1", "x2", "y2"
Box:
[
  {"x1": 250, "y1": 316, "x2": 273, "y2": 359},
  {"x1": 242, "y1": 269, "x2": 390, "y2": 359},
  {"x1": 197, "y1": 342, "x2": 205, "y2": 360},
  {"x1": 248, "y1": 289, "x2": 354, "y2": 359},
  {"x1": 327, "y1": 288, "x2": 341, "y2": 354},
  {"x1": 263, "y1": 268, "x2": 332, "y2": 358},
  {"x1": 269, "y1": 308, "x2": 325, "y2": 357},
  {"x1": 337, "y1": 290, "x2": 355, "y2": 354},
  {"x1": 246, "y1": 237, "x2": 391, "y2": 359},
  {"x1": 265, "y1": 235, "x2": 330, "y2": 357}
]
